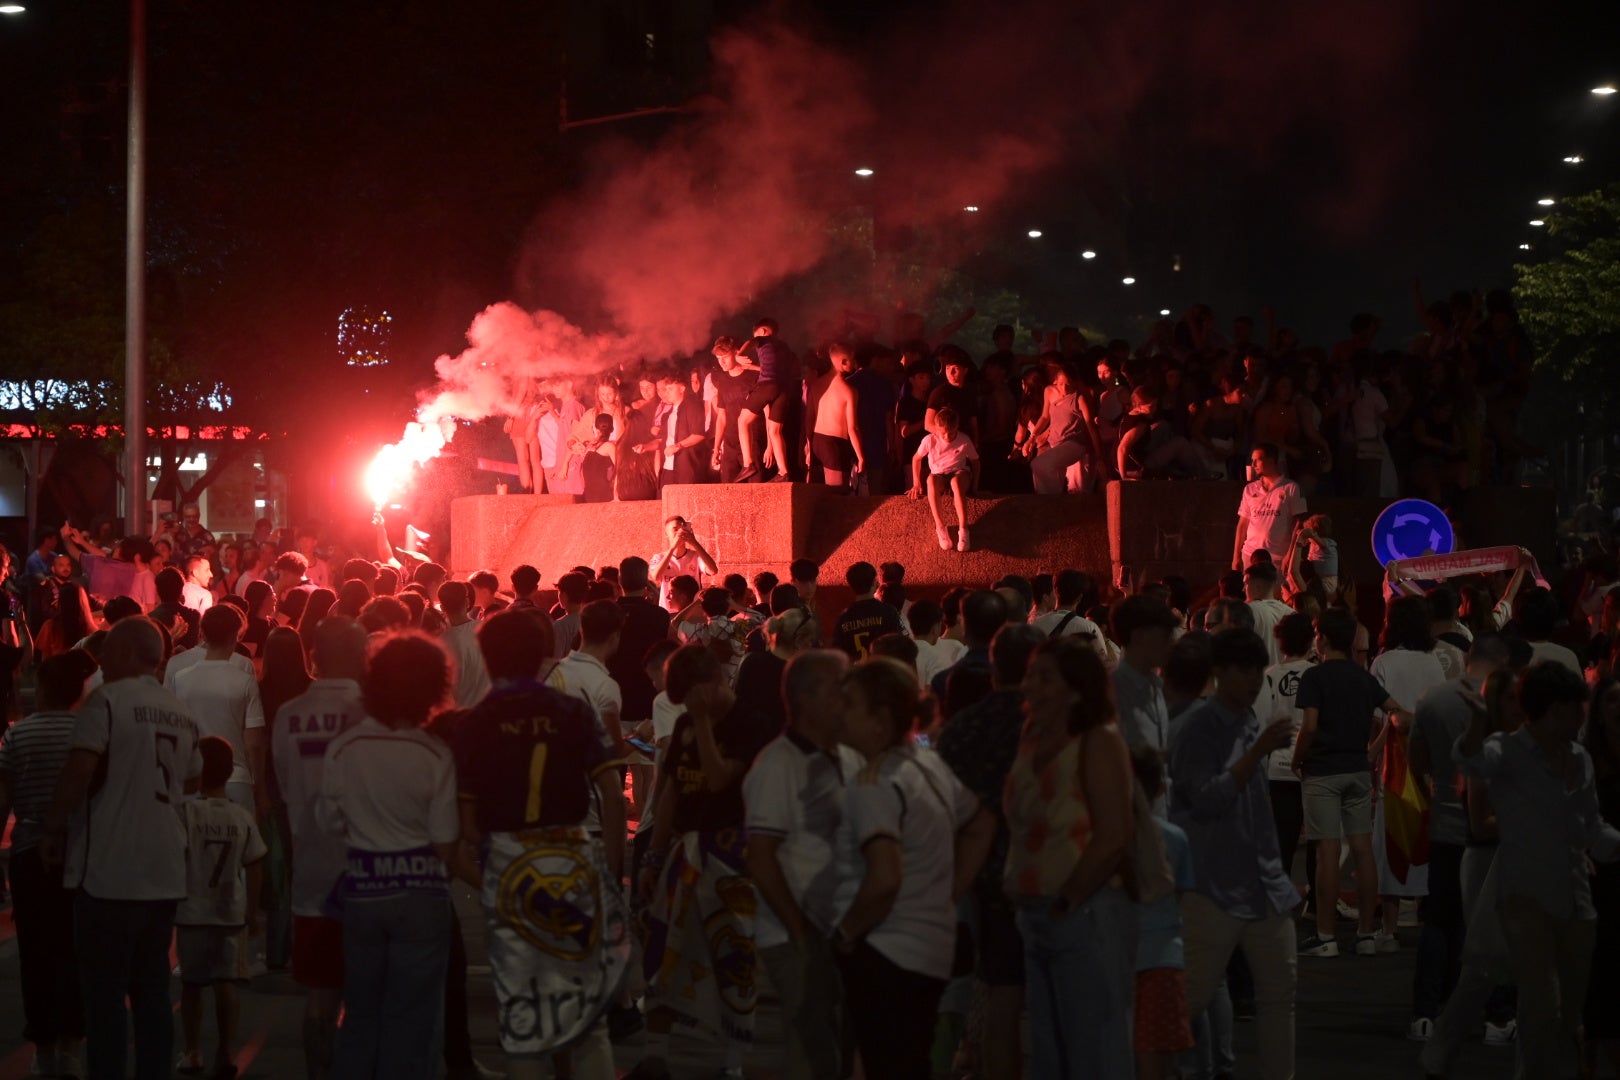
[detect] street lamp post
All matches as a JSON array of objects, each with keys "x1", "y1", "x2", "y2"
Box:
[{"x1": 125, "y1": 0, "x2": 146, "y2": 534}]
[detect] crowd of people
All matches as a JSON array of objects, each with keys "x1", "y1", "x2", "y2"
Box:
[
  {"x1": 2, "y1": 479, "x2": 1619, "y2": 1080},
  {"x1": 499, "y1": 285, "x2": 1541, "y2": 511}
]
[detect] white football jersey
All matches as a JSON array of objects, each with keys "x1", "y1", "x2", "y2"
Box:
[
  {"x1": 272, "y1": 678, "x2": 365, "y2": 916},
  {"x1": 177, "y1": 796, "x2": 267, "y2": 926},
  {"x1": 66, "y1": 675, "x2": 202, "y2": 900}
]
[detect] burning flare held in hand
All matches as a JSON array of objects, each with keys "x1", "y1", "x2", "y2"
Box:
[{"x1": 365, "y1": 419, "x2": 453, "y2": 509}]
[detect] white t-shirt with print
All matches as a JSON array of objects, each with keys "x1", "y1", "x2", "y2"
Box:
[
  {"x1": 66, "y1": 675, "x2": 203, "y2": 901},
  {"x1": 831, "y1": 745, "x2": 979, "y2": 979},
  {"x1": 177, "y1": 796, "x2": 268, "y2": 926},
  {"x1": 273, "y1": 678, "x2": 365, "y2": 917},
  {"x1": 1238, "y1": 478, "x2": 1306, "y2": 565},
  {"x1": 650, "y1": 549, "x2": 708, "y2": 610},
  {"x1": 1259, "y1": 658, "x2": 1314, "y2": 781}
]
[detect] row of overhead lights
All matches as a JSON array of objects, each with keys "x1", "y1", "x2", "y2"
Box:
[
  {"x1": 1517, "y1": 85, "x2": 1614, "y2": 252},
  {"x1": 866, "y1": 84, "x2": 1617, "y2": 262},
  {"x1": 849, "y1": 168, "x2": 1171, "y2": 316},
  {"x1": 853, "y1": 169, "x2": 1138, "y2": 282}
]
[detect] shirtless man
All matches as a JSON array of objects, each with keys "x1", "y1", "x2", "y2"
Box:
[{"x1": 806, "y1": 342, "x2": 866, "y2": 489}]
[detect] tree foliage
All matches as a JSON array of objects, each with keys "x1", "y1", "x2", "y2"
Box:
[{"x1": 1514, "y1": 185, "x2": 1620, "y2": 406}]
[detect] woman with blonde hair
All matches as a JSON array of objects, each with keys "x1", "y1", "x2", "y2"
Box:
[{"x1": 572, "y1": 375, "x2": 627, "y2": 503}]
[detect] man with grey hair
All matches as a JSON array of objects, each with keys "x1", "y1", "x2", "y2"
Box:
[
  {"x1": 743, "y1": 649, "x2": 861, "y2": 1080},
  {"x1": 42, "y1": 617, "x2": 203, "y2": 1080}
]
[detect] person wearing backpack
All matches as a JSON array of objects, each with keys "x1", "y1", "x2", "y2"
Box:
[{"x1": 1168, "y1": 628, "x2": 1300, "y2": 1080}]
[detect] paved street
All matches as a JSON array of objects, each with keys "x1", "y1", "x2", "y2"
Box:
[{"x1": 0, "y1": 880, "x2": 1519, "y2": 1080}]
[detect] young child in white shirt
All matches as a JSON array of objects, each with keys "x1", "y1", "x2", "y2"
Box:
[
  {"x1": 909, "y1": 406, "x2": 982, "y2": 553},
  {"x1": 1300, "y1": 513, "x2": 1340, "y2": 598},
  {"x1": 176, "y1": 737, "x2": 267, "y2": 1079}
]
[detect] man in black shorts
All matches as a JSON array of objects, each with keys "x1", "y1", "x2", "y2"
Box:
[
  {"x1": 736, "y1": 317, "x2": 801, "y2": 483},
  {"x1": 806, "y1": 343, "x2": 866, "y2": 490},
  {"x1": 709, "y1": 337, "x2": 759, "y2": 483}
]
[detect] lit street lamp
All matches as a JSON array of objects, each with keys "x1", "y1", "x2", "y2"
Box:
[
  {"x1": 1081, "y1": 250, "x2": 1097, "y2": 260},
  {"x1": 1564, "y1": 154, "x2": 1585, "y2": 164},
  {"x1": 0, "y1": 4, "x2": 25, "y2": 13},
  {"x1": 1122, "y1": 277, "x2": 1136, "y2": 285},
  {"x1": 853, "y1": 167, "x2": 874, "y2": 177},
  {"x1": 1027, "y1": 229, "x2": 1042, "y2": 238},
  {"x1": 1593, "y1": 86, "x2": 1617, "y2": 96},
  {"x1": 1537, "y1": 198, "x2": 1555, "y2": 206},
  {"x1": 1529, "y1": 219, "x2": 1546, "y2": 227}
]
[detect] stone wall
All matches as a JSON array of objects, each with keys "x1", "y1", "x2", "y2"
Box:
[{"x1": 452, "y1": 481, "x2": 1558, "y2": 597}]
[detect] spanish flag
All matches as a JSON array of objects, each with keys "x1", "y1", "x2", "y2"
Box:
[{"x1": 1379, "y1": 728, "x2": 1430, "y2": 884}]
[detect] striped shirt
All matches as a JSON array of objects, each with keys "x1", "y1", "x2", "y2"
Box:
[{"x1": 0, "y1": 711, "x2": 79, "y2": 853}]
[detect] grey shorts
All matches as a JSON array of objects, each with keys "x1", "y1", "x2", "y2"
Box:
[
  {"x1": 176, "y1": 924, "x2": 248, "y2": 985},
  {"x1": 1302, "y1": 771, "x2": 1374, "y2": 840}
]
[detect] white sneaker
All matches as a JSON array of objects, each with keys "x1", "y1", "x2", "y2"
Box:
[
  {"x1": 956, "y1": 528, "x2": 971, "y2": 553},
  {"x1": 936, "y1": 527, "x2": 951, "y2": 550},
  {"x1": 1408, "y1": 1018, "x2": 1434, "y2": 1041},
  {"x1": 1335, "y1": 899, "x2": 1360, "y2": 921},
  {"x1": 1398, "y1": 898, "x2": 1421, "y2": 928},
  {"x1": 1484, "y1": 1019, "x2": 1517, "y2": 1046},
  {"x1": 1354, "y1": 933, "x2": 1379, "y2": 956},
  {"x1": 1298, "y1": 934, "x2": 1339, "y2": 957},
  {"x1": 1374, "y1": 929, "x2": 1400, "y2": 953}
]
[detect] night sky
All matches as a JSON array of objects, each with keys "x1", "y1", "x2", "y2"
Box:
[{"x1": 2, "y1": 0, "x2": 1616, "y2": 404}]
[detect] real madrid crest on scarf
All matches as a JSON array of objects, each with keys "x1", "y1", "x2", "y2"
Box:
[{"x1": 484, "y1": 827, "x2": 631, "y2": 1055}]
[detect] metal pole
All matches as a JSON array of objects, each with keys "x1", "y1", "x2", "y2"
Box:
[{"x1": 125, "y1": 0, "x2": 147, "y2": 534}]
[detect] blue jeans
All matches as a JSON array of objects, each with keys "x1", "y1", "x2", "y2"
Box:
[
  {"x1": 333, "y1": 892, "x2": 452, "y2": 1080},
  {"x1": 74, "y1": 892, "x2": 176, "y2": 1080},
  {"x1": 1017, "y1": 886, "x2": 1136, "y2": 1079}
]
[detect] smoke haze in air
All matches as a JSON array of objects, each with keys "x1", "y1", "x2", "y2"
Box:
[{"x1": 418, "y1": 0, "x2": 1421, "y2": 425}]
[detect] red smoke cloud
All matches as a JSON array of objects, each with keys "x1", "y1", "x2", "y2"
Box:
[{"x1": 413, "y1": 0, "x2": 1424, "y2": 427}]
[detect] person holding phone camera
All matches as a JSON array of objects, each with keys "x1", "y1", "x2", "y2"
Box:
[{"x1": 648, "y1": 516, "x2": 718, "y2": 611}]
